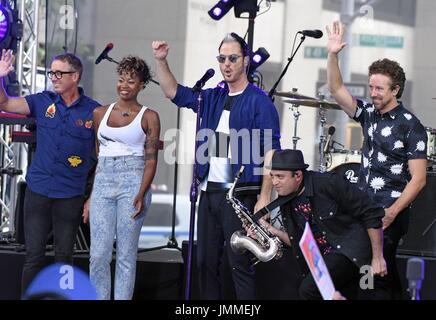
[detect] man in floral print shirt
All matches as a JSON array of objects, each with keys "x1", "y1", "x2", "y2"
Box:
[{"x1": 326, "y1": 21, "x2": 427, "y2": 300}]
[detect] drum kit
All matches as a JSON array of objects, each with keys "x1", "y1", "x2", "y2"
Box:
[
  {"x1": 275, "y1": 90, "x2": 436, "y2": 182},
  {"x1": 275, "y1": 89, "x2": 361, "y2": 179}
]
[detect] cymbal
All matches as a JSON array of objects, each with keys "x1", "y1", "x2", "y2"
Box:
[
  {"x1": 283, "y1": 98, "x2": 341, "y2": 110},
  {"x1": 274, "y1": 91, "x2": 316, "y2": 100}
]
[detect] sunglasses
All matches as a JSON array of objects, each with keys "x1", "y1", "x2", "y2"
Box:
[
  {"x1": 216, "y1": 54, "x2": 241, "y2": 64},
  {"x1": 47, "y1": 70, "x2": 76, "y2": 79}
]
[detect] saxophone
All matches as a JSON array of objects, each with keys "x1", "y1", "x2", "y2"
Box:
[{"x1": 226, "y1": 166, "x2": 283, "y2": 263}]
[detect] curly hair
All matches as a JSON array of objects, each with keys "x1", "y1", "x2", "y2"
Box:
[
  {"x1": 368, "y1": 58, "x2": 406, "y2": 98},
  {"x1": 117, "y1": 55, "x2": 152, "y2": 86}
]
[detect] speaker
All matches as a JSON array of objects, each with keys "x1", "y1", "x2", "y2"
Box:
[{"x1": 398, "y1": 172, "x2": 436, "y2": 257}]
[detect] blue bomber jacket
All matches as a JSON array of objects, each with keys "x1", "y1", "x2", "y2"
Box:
[{"x1": 172, "y1": 83, "x2": 281, "y2": 194}]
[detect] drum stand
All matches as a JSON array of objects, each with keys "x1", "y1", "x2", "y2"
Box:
[
  {"x1": 291, "y1": 103, "x2": 301, "y2": 150},
  {"x1": 318, "y1": 105, "x2": 328, "y2": 173}
]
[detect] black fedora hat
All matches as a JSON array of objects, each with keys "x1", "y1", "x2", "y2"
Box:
[{"x1": 269, "y1": 149, "x2": 309, "y2": 171}]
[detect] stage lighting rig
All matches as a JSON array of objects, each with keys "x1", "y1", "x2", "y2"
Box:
[
  {"x1": 208, "y1": 0, "x2": 235, "y2": 21},
  {"x1": 0, "y1": 0, "x2": 23, "y2": 52}
]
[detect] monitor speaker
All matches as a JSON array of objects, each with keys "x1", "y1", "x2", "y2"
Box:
[{"x1": 398, "y1": 172, "x2": 436, "y2": 257}]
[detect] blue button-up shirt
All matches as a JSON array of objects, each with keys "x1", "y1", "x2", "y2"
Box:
[
  {"x1": 353, "y1": 99, "x2": 427, "y2": 207},
  {"x1": 25, "y1": 88, "x2": 100, "y2": 198}
]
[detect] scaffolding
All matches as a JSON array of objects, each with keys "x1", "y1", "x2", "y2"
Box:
[{"x1": 0, "y1": 0, "x2": 41, "y2": 240}]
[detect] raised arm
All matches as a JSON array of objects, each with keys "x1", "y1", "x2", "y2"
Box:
[
  {"x1": 326, "y1": 21, "x2": 357, "y2": 118},
  {"x1": 0, "y1": 49, "x2": 30, "y2": 115},
  {"x1": 152, "y1": 41, "x2": 178, "y2": 100}
]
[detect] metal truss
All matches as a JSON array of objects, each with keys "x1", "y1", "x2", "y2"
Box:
[{"x1": 1, "y1": 0, "x2": 41, "y2": 240}]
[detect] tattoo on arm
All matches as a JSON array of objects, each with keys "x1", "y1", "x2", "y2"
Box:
[
  {"x1": 144, "y1": 111, "x2": 161, "y2": 157},
  {"x1": 145, "y1": 138, "x2": 161, "y2": 149},
  {"x1": 145, "y1": 152, "x2": 158, "y2": 161}
]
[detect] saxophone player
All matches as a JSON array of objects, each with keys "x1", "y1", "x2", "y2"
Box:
[{"x1": 256, "y1": 149, "x2": 387, "y2": 300}]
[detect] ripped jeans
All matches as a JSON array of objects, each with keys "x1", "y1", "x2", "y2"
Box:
[{"x1": 90, "y1": 156, "x2": 152, "y2": 300}]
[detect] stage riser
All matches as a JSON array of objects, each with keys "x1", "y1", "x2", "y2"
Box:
[
  {"x1": 2, "y1": 251, "x2": 435, "y2": 300},
  {"x1": 0, "y1": 251, "x2": 182, "y2": 300}
]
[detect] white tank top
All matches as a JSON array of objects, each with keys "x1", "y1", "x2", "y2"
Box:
[{"x1": 98, "y1": 103, "x2": 148, "y2": 157}]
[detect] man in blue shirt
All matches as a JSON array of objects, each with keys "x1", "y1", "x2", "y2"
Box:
[
  {"x1": 152, "y1": 34, "x2": 281, "y2": 299},
  {"x1": 0, "y1": 49, "x2": 100, "y2": 292}
]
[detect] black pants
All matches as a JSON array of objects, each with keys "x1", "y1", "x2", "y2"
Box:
[
  {"x1": 196, "y1": 191, "x2": 256, "y2": 300},
  {"x1": 299, "y1": 251, "x2": 359, "y2": 300},
  {"x1": 21, "y1": 188, "x2": 84, "y2": 293},
  {"x1": 370, "y1": 209, "x2": 409, "y2": 300}
]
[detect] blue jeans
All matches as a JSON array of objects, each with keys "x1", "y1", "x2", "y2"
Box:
[{"x1": 89, "y1": 156, "x2": 151, "y2": 300}]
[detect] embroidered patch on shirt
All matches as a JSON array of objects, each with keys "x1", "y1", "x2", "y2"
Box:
[
  {"x1": 75, "y1": 119, "x2": 84, "y2": 127},
  {"x1": 84, "y1": 120, "x2": 93, "y2": 129},
  {"x1": 45, "y1": 104, "x2": 56, "y2": 118},
  {"x1": 68, "y1": 156, "x2": 83, "y2": 167}
]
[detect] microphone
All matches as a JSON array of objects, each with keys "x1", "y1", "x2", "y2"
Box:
[
  {"x1": 407, "y1": 257, "x2": 425, "y2": 300},
  {"x1": 95, "y1": 43, "x2": 114, "y2": 65},
  {"x1": 192, "y1": 68, "x2": 215, "y2": 92},
  {"x1": 324, "y1": 126, "x2": 336, "y2": 154},
  {"x1": 298, "y1": 29, "x2": 323, "y2": 39}
]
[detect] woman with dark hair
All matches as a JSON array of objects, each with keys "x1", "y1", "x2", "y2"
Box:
[{"x1": 84, "y1": 56, "x2": 160, "y2": 300}]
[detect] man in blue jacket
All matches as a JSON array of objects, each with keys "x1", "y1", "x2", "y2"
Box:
[{"x1": 152, "y1": 33, "x2": 281, "y2": 299}]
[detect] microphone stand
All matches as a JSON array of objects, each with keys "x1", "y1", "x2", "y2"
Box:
[
  {"x1": 268, "y1": 34, "x2": 306, "y2": 100},
  {"x1": 185, "y1": 89, "x2": 203, "y2": 300},
  {"x1": 410, "y1": 288, "x2": 420, "y2": 300},
  {"x1": 105, "y1": 56, "x2": 119, "y2": 64}
]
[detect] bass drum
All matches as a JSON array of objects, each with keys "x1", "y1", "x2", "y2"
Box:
[
  {"x1": 331, "y1": 162, "x2": 361, "y2": 184},
  {"x1": 328, "y1": 150, "x2": 361, "y2": 170}
]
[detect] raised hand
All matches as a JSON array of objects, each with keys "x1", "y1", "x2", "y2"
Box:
[
  {"x1": 326, "y1": 21, "x2": 347, "y2": 54},
  {"x1": 152, "y1": 41, "x2": 170, "y2": 61},
  {"x1": 0, "y1": 49, "x2": 15, "y2": 78}
]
